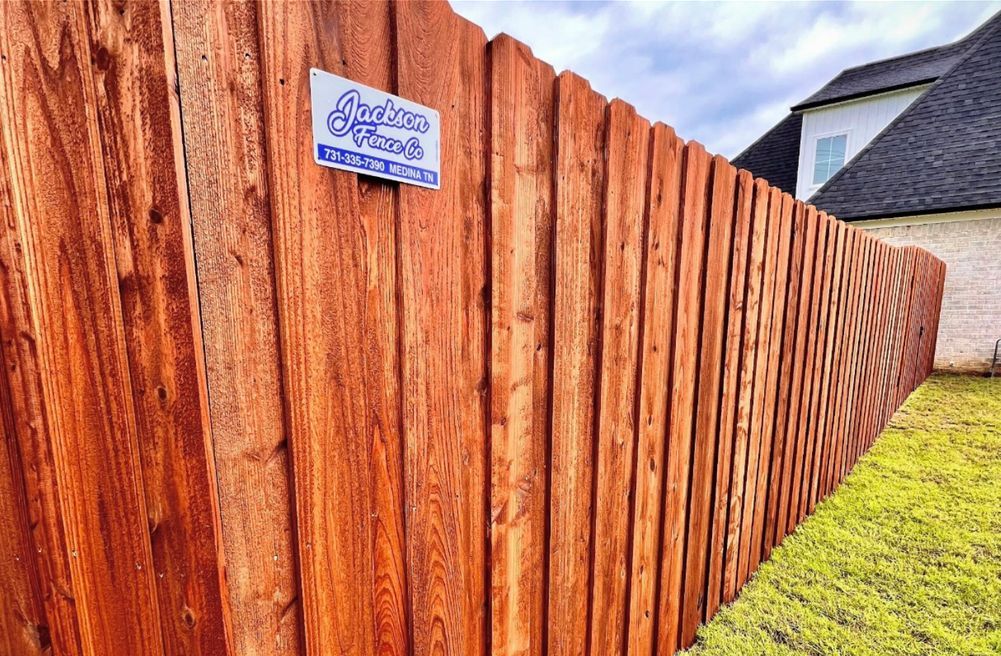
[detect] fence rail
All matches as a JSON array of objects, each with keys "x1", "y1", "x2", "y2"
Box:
[{"x1": 0, "y1": 1, "x2": 944, "y2": 655}]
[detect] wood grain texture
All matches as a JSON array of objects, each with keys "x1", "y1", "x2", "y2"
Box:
[
  {"x1": 852, "y1": 238, "x2": 878, "y2": 470},
  {"x1": 171, "y1": 2, "x2": 301, "y2": 654},
  {"x1": 259, "y1": 2, "x2": 410, "y2": 654},
  {"x1": 797, "y1": 217, "x2": 835, "y2": 526},
  {"x1": 776, "y1": 206, "x2": 818, "y2": 543},
  {"x1": 655, "y1": 142, "x2": 711, "y2": 655},
  {"x1": 85, "y1": 1, "x2": 233, "y2": 651},
  {"x1": 625, "y1": 123, "x2": 683, "y2": 656},
  {"x1": 547, "y1": 70, "x2": 605, "y2": 656},
  {"x1": 0, "y1": 356, "x2": 45, "y2": 655},
  {"x1": 735, "y1": 185, "x2": 778, "y2": 590},
  {"x1": 746, "y1": 191, "x2": 792, "y2": 576},
  {"x1": 831, "y1": 231, "x2": 862, "y2": 491},
  {"x1": 788, "y1": 210, "x2": 827, "y2": 530},
  {"x1": 849, "y1": 238, "x2": 870, "y2": 470},
  {"x1": 588, "y1": 99, "x2": 650, "y2": 656},
  {"x1": 866, "y1": 243, "x2": 887, "y2": 453},
  {"x1": 679, "y1": 156, "x2": 736, "y2": 647},
  {"x1": 0, "y1": 1, "x2": 164, "y2": 652},
  {"x1": 848, "y1": 234, "x2": 871, "y2": 462},
  {"x1": 395, "y1": 4, "x2": 489, "y2": 655},
  {"x1": 0, "y1": 51, "x2": 83, "y2": 656},
  {"x1": 763, "y1": 199, "x2": 804, "y2": 560},
  {"x1": 705, "y1": 169, "x2": 753, "y2": 617},
  {"x1": 880, "y1": 245, "x2": 904, "y2": 430},
  {"x1": 808, "y1": 220, "x2": 846, "y2": 514},
  {"x1": 489, "y1": 34, "x2": 554, "y2": 656},
  {"x1": 0, "y1": 3, "x2": 946, "y2": 653},
  {"x1": 721, "y1": 177, "x2": 768, "y2": 605},
  {"x1": 869, "y1": 245, "x2": 891, "y2": 447},
  {"x1": 765, "y1": 202, "x2": 807, "y2": 549},
  {"x1": 820, "y1": 228, "x2": 854, "y2": 501}
]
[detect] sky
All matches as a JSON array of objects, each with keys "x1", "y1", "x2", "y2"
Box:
[{"x1": 451, "y1": 0, "x2": 1000, "y2": 158}]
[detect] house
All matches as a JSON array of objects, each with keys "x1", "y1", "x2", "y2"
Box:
[{"x1": 734, "y1": 11, "x2": 1001, "y2": 373}]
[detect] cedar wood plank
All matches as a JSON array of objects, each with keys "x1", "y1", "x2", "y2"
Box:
[
  {"x1": 792, "y1": 214, "x2": 830, "y2": 528},
  {"x1": 830, "y1": 230, "x2": 858, "y2": 494},
  {"x1": 857, "y1": 239, "x2": 881, "y2": 466},
  {"x1": 872, "y1": 246, "x2": 896, "y2": 446},
  {"x1": 588, "y1": 100, "x2": 650, "y2": 656},
  {"x1": 888, "y1": 246, "x2": 904, "y2": 426},
  {"x1": 171, "y1": 2, "x2": 302, "y2": 653},
  {"x1": 721, "y1": 177, "x2": 768, "y2": 604},
  {"x1": 679, "y1": 155, "x2": 737, "y2": 646},
  {"x1": 861, "y1": 242, "x2": 885, "y2": 457},
  {"x1": 0, "y1": 40, "x2": 84, "y2": 654},
  {"x1": 894, "y1": 250, "x2": 915, "y2": 418},
  {"x1": 85, "y1": 1, "x2": 233, "y2": 651},
  {"x1": 776, "y1": 205, "x2": 819, "y2": 544},
  {"x1": 704, "y1": 169, "x2": 753, "y2": 618},
  {"x1": 834, "y1": 232, "x2": 864, "y2": 488},
  {"x1": 397, "y1": 4, "x2": 490, "y2": 655},
  {"x1": 327, "y1": 6, "x2": 410, "y2": 653},
  {"x1": 655, "y1": 142, "x2": 711, "y2": 654},
  {"x1": 838, "y1": 236, "x2": 869, "y2": 484},
  {"x1": 776, "y1": 206, "x2": 816, "y2": 548},
  {"x1": 833, "y1": 229, "x2": 860, "y2": 491},
  {"x1": 763, "y1": 200, "x2": 806, "y2": 558},
  {"x1": 547, "y1": 70, "x2": 605, "y2": 656},
  {"x1": 259, "y1": 2, "x2": 409, "y2": 654},
  {"x1": 894, "y1": 251, "x2": 917, "y2": 408},
  {"x1": 818, "y1": 229, "x2": 854, "y2": 502},
  {"x1": 746, "y1": 191, "x2": 793, "y2": 575},
  {"x1": 858, "y1": 239, "x2": 881, "y2": 465},
  {"x1": 0, "y1": 357, "x2": 45, "y2": 655},
  {"x1": 797, "y1": 217, "x2": 835, "y2": 525},
  {"x1": 862, "y1": 240, "x2": 884, "y2": 462},
  {"x1": 489, "y1": 34, "x2": 554, "y2": 656},
  {"x1": 625, "y1": 123, "x2": 684, "y2": 656},
  {"x1": 0, "y1": 1, "x2": 164, "y2": 652},
  {"x1": 852, "y1": 238, "x2": 876, "y2": 468},
  {"x1": 736, "y1": 186, "x2": 780, "y2": 589},
  {"x1": 800, "y1": 218, "x2": 840, "y2": 516}
]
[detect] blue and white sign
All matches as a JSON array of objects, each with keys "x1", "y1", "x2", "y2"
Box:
[{"x1": 310, "y1": 68, "x2": 441, "y2": 189}]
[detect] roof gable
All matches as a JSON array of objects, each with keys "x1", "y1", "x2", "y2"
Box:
[
  {"x1": 793, "y1": 12, "x2": 998, "y2": 111},
  {"x1": 809, "y1": 16, "x2": 1001, "y2": 220}
]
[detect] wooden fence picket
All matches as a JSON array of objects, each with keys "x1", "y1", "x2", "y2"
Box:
[
  {"x1": 680, "y1": 155, "x2": 737, "y2": 645},
  {"x1": 548, "y1": 70, "x2": 607, "y2": 656},
  {"x1": 489, "y1": 34, "x2": 555, "y2": 656},
  {"x1": 625, "y1": 123, "x2": 685, "y2": 656}
]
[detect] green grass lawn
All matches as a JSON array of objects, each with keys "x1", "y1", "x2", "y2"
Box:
[{"x1": 683, "y1": 374, "x2": 1001, "y2": 656}]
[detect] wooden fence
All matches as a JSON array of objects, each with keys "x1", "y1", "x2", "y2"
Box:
[{"x1": 0, "y1": 1, "x2": 945, "y2": 655}]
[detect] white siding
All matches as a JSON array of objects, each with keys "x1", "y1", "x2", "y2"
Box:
[{"x1": 795, "y1": 86, "x2": 929, "y2": 200}]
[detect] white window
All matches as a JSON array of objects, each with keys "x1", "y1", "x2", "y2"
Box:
[{"x1": 812, "y1": 133, "x2": 847, "y2": 186}]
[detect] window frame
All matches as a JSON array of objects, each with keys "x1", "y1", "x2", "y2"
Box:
[{"x1": 810, "y1": 130, "x2": 851, "y2": 189}]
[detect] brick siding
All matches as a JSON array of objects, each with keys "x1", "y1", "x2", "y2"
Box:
[{"x1": 865, "y1": 215, "x2": 1001, "y2": 373}]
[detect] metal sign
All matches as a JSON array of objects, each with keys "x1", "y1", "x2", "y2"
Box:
[{"x1": 310, "y1": 68, "x2": 441, "y2": 189}]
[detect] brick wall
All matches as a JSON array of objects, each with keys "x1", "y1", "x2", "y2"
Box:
[{"x1": 864, "y1": 214, "x2": 1001, "y2": 373}]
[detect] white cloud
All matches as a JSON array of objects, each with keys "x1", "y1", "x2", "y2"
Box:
[{"x1": 451, "y1": 0, "x2": 1000, "y2": 158}]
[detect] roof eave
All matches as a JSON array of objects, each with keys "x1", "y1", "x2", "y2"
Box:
[
  {"x1": 790, "y1": 78, "x2": 939, "y2": 112},
  {"x1": 826, "y1": 201, "x2": 1001, "y2": 223}
]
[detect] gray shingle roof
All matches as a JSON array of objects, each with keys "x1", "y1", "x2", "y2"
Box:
[
  {"x1": 733, "y1": 10, "x2": 1001, "y2": 220},
  {"x1": 732, "y1": 113, "x2": 802, "y2": 194},
  {"x1": 810, "y1": 14, "x2": 1001, "y2": 219},
  {"x1": 790, "y1": 46, "x2": 963, "y2": 112},
  {"x1": 792, "y1": 13, "x2": 996, "y2": 111}
]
